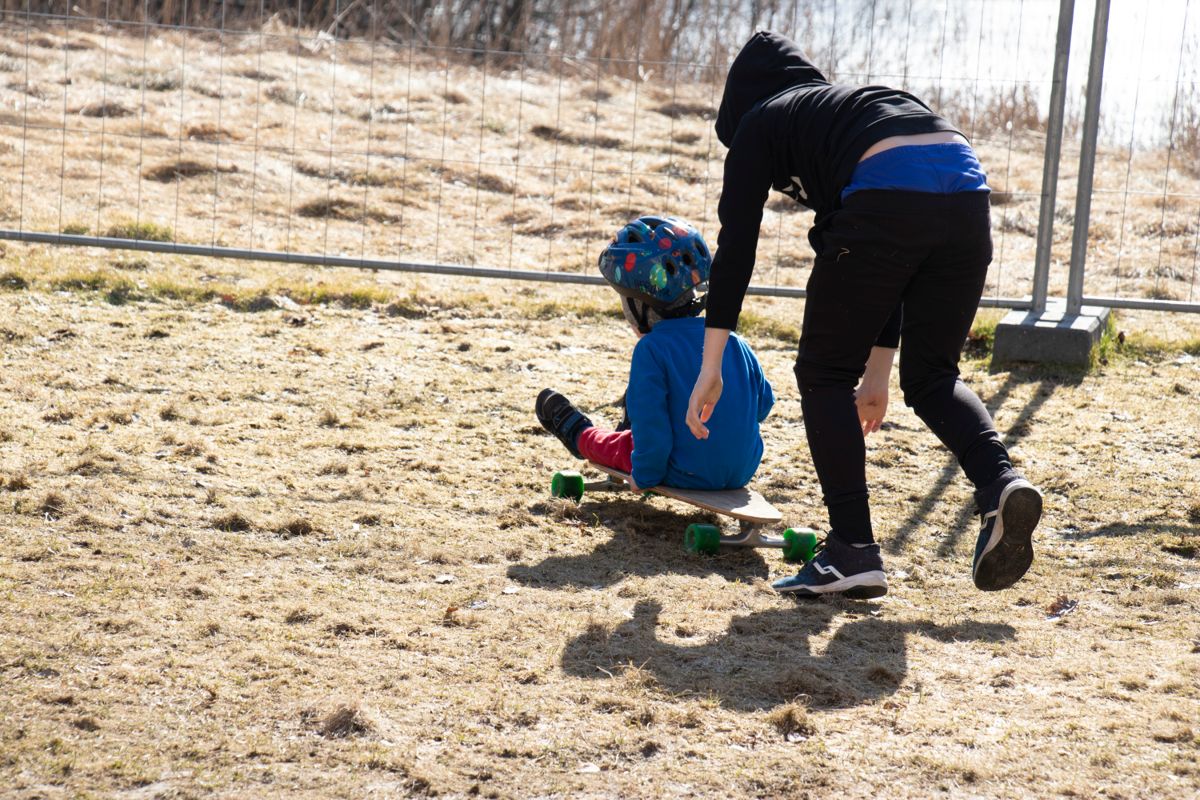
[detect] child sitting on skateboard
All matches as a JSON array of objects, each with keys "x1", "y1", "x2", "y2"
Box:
[{"x1": 536, "y1": 215, "x2": 774, "y2": 493}]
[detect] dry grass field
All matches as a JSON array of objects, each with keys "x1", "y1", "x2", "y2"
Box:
[{"x1": 2, "y1": 19, "x2": 1200, "y2": 800}]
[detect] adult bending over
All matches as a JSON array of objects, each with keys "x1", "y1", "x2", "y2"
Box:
[{"x1": 686, "y1": 31, "x2": 1042, "y2": 599}]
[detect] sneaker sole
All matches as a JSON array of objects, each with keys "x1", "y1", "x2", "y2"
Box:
[
  {"x1": 773, "y1": 571, "x2": 888, "y2": 600},
  {"x1": 973, "y1": 481, "x2": 1041, "y2": 591}
]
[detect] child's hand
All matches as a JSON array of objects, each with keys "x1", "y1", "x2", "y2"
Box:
[{"x1": 686, "y1": 367, "x2": 723, "y2": 439}]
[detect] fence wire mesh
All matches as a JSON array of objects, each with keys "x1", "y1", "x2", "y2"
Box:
[
  {"x1": 3, "y1": 0, "x2": 1190, "y2": 312},
  {"x1": 1075, "y1": 0, "x2": 1200, "y2": 311}
]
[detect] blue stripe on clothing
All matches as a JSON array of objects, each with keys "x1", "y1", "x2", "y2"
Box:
[{"x1": 841, "y1": 142, "x2": 990, "y2": 201}]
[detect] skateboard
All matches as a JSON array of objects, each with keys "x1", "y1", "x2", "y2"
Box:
[{"x1": 550, "y1": 461, "x2": 818, "y2": 563}]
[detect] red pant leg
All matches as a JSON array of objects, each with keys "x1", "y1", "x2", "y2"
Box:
[{"x1": 577, "y1": 427, "x2": 634, "y2": 474}]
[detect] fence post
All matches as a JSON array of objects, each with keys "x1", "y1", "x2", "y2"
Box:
[
  {"x1": 1031, "y1": 0, "x2": 1076, "y2": 313},
  {"x1": 992, "y1": 0, "x2": 1112, "y2": 366},
  {"x1": 1067, "y1": 0, "x2": 1111, "y2": 315}
]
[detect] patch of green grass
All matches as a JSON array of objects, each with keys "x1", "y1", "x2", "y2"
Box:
[
  {"x1": 738, "y1": 309, "x2": 800, "y2": 343},
  {"x1": 1110, "y1": 331, "x2": 1200, "y2": 361},
  {"x1": 144, "y1": 278, "x2": 219, "y2": 304},
  {"x1": 1091, "y1": 311, "x2": 1122, "y2": 368},
  {"x1": 964, "y1": 312, "x2": 1002, "y2": 361},
  {"x1": 49, "y1": 270, "x2": 111, "y2": 292},
  {"x1": 1089, "y1": 311, "x2": 1200, "y2": 366},
  {"x1": 61, "y1": 222, "x2": 90, "y2": 236},
  {"x1": 103, "y1": 220, "x2": 174, "y2": 242},
  {"x1": 45, "y1": 270, "x2": 143, "y2": 305},
  {"x1": 284, "y1": 284, "x2": 393, "y2": 309},
  {"x1": 525, "y1": 298, "x2": 620, "y2": 322}
]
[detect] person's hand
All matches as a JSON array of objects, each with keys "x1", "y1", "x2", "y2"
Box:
[
  {"x1": 686, "y1": 366, "x2": 723, "y2": 439},
  {"x1": 855, "y1": 346, "x2": 896, "y2": 436},
  {"x1": 627, "y1": 475, "x2": 642, "y2": 493},
  {"x1": 854, "y1": 378, "x2": 889, "y2": 435}
]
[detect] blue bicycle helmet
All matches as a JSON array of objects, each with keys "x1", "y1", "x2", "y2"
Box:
[{"x1": 599, "y1": 215, "x2": 712, "y2": 313}]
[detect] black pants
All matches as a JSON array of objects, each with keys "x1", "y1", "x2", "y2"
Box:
[{"x1": 794, "y1": 190, "x2": 1014, "y2": 544}]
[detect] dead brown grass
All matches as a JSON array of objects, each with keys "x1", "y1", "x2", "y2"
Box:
[{"x1": 0, "y1": 278, "x2": 1196, "y2": 798}]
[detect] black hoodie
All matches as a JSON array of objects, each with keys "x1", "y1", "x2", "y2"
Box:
[{"x1": 705, "y1": 31, "x2": 960, "y2": 331}]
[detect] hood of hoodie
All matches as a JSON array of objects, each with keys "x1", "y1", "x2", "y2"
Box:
[{"x1": 715, "y1": 31, "x2": 829, "y2": 147}]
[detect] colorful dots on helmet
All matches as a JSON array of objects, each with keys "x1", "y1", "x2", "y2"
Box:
[
  {"x1": 650, "y1": 263, "x2": 668, "y2": 289},
  {"x1": 599, "y1": 215, "x2": 712, "y2": 308}
]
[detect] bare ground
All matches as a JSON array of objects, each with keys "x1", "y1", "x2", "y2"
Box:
[{"x1": 1, "y1": 263, "x2": 1198, "y2": 799}]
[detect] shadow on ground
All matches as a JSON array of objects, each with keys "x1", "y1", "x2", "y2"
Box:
[
  {"x1": 888, "y1": 370, "x2": 1078, "y2": 558},
  {"x1": 561, "y1": 599, "x2": 1015, "y2": 711},
  {"x1": 1062, "y1": 520, "x2": 1200, "y2": 540},
  {"x1": 510, "y1": 497, "x2": 780, "y2": 587}
]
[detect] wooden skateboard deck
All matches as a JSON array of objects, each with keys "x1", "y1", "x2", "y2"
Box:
[{"x1": 584, "y1": 461, "x2": 782, "y2": 524}]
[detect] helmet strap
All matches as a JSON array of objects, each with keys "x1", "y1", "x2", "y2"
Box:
[
  {"x1": 662, "y1": 293, "x2": 707, "y2": 320},
  {"x1": 625, "y1": 297, "x2": 653, "y2": 334}
]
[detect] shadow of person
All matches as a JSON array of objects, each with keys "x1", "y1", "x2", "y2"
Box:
[
  {"x1": 508, "y1": 498, "x2": 774, "y2": 588},
  {"x1": 888, "y1": 375, "x2": 1068, "y2": 558},
  {"x1": 561, "y1": 599, "x2": 1016, "y2": 712}
]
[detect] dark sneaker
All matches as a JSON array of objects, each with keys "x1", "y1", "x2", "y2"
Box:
[
  {"x1": 772, "y1": 537, "x2": 888, "y2": 599},
  {"x1": 535, "y1": 389, "x2": 593, "y2": 459},
  {"x1": 973, "y1": 477, "x2": 1042, "y2": 591}
]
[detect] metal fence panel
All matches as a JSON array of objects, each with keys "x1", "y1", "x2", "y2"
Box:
[
  {"x1": 1071, "y1": 0, "x2": 1200, "y2": 313},
  {"x1": 0, "y1": 1, "x2": 1076, "y2": 309}
]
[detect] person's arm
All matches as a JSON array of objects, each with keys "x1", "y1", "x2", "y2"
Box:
[
  {"x1": 876, "y1": 305, "x2": 902, "y2": 349},
  {"x1": 855, "y1": 345, "x2": 896, "y2": 436},
  {"x1": 686, "y1": 327, "x2": 730, "y2": 439},
  {"x1": 688, "y1": 119, "x2": 772, "y2": 438},
  {"x1": 627, "y1": 342, "x2": 672, "y2": 489},
  {"x1": 702, "y1": 119, "x2": 774, "y2": 333}
]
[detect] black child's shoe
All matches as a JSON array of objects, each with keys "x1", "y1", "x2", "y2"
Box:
[
  {"x1": 973, "y1": 477, "x2": 1042, "y2": 591},
  {"x1": 535, "y1": 389, "x2": 594, "y2": 459}
]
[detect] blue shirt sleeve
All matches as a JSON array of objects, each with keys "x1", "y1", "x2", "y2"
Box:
[{"x1": 626, "y1": 340, "x2": 672, "y2": 489}]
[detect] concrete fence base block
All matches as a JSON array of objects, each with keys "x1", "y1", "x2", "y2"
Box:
[{"x1": 991, "y1": 300, "x2": 1111, "y2": 366}]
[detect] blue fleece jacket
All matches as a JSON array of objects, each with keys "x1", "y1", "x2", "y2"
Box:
[{"x1": 626, "y1": 316, "x2": 774, "y2": 490}]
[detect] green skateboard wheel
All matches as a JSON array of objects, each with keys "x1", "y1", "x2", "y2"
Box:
[
  {"x1": 782, "y1": 528, "x2": 818, "y2": 563},
  {"x1": 684, "y1": 523, "x2": 721, "y2": 555},
  {"x1": 551, "y1": 470, "x2": 585, "y2": 501}
]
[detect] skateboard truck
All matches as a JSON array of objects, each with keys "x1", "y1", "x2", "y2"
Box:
[{"x1": 683, "y1": 520, "x2": 817, "y2": 562}]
